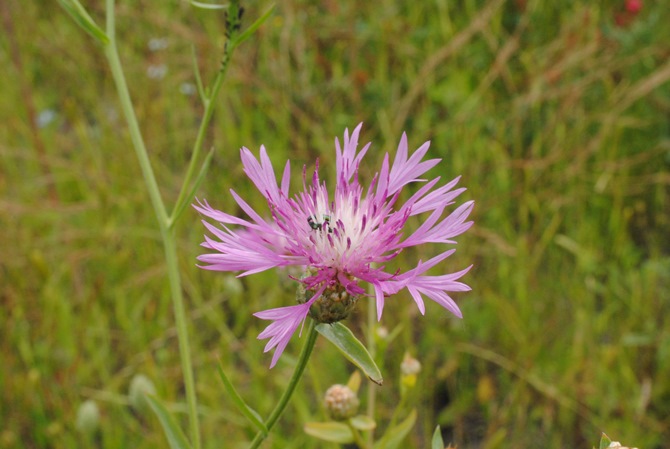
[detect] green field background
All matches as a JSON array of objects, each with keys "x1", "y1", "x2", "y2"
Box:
[{"x1": 2, "y1": 0, "x2": 669, "y2": 448}]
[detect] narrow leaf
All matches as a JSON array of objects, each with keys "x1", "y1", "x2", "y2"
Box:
[
  {"x1": 316, "y1": 323, "x2": 383, "y2": 385},
  {"x1": 232, "y1": 4, "x2": 275, "y2": 48},
  {"x1": 58, "y1": 0, "x2": 109, "y2": 44},
  {"x1": 217, "y1": 363, "x2": 268, "y2": 434},
  {"x1": 347, "y1": 370, "x2": 362, "y2": 394},
  {"x1": 304, "y1": 422, "x2": 354, "y2": 444},
  {"x1": 145, "y1": 395, "x2": 192, "y2": 449},
  {"x1": 599, "y1": 433, "x2": 612, "y2": 449},
  {"x1": 190, "y1": 1, "x2": 229, "y2": 9},
  {"x1": 385, "y1": 324, "x2": 404, "y2": 344},
  {"x1": 170, "y1": 147, "x2": 215, "y2": 227},
  {"x1": 350, "y1": 415, "x2": 376, "y2": 431},
  {"x1": 431, "y1": 425, "x2": 444, "y2": 449},
  {"x1": 190, "y1": 45, "x2": 207, "y2": 105},
  {"x1": 374, "y1": 409, "x2": 417, "y2": 449}
]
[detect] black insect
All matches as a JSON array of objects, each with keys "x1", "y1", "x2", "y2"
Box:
[{"x1": 307, "y1": 214, "x2": 332, "y2": 233}]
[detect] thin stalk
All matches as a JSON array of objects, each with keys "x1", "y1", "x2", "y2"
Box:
[
  {"x1": 104, "y1": 1, "x2": 200, "y2": 449},
  {"x1": 104, "y1": 2, "x2": 167, "y2": 224},
  {"x1": 170, "y1": 38, "x2": 236, "y2": 228},
  {"x1": 346, "y1": 420, "x2": 370, "y2": 449},
  {"x1": 366, "y1": 293, "x2": 377, "y2": 447},
  {"x1": 248, "y1": 321, "x2": 319, "y2": 449},
  {"x1": 375, "y1": 392, "x2": 408, "y2": 449}
]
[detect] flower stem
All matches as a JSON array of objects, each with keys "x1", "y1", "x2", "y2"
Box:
[
  {"x1": 346, "y1": 420, "x2": 370, "y2": 449},
  {"x1": 248, "y1": 320, "x2": 319, "y2": 449},
  {"x1": 366, "y1": 294, "x2": 377, "y2": 447},
  {"x1": 104, "y1": 1, "x2": 200, "y2": 449}
]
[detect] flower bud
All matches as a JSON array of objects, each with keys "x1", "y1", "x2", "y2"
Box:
[
  {"x1": 129, "y1": 374, "x2": 157, "y2": 412},
  {"x1": 76, "y1": 400, "x2": 100, "y2": 435},
  {"x1": 400, "y1": 353, "x2": 421, "y2": 389},
  {"x1": 223, "y1": 275, "x2": 243, "y2": 296},
  {"x1": 324, "y1": 384, "x2": 360, "y2": 420},
  {"x1": 296, "y1": 272, "x2": 358, "y2": 324},
  {"x1": 376, "y1": 326, "x2": 389, "y2": 339},
  {"x1": 401, "y1": 353, "x2": 422, "y2": 376}
]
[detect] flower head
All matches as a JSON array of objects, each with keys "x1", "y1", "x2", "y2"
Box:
[
  {"x1": 196, "y1": 124, "x2": 473, "y2": 367},
  {"x1": 324, "y1": 384, "x2": 360, "y2": 420}
]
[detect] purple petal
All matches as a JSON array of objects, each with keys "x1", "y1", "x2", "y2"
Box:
[{"x1": 253, "y1": 286, "x2": 324, "y2": 367}]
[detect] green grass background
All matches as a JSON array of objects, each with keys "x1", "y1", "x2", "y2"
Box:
[{"x1": 2, "y1": 0, "x2": 669, "y2": 448}]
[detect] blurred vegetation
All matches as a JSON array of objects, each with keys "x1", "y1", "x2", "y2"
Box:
[{"x1": 2, "y1": 0, "x2": 669, "y2": 448}]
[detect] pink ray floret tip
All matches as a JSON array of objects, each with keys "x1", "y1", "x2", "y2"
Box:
[{"x1": 195, "y1": 123, "x2": 474, "y2": 368}]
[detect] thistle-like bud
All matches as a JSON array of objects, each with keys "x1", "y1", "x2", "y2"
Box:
[
  {"x1": 376, "y1": 326, "x2": 389, "y2": 339},
  {"x1": 223, "y1": 275, "x2": 243, "y2": 296},
  {"x1": 400, "y1": 353, "x2": 422, "y2": 389},
  {"x1": 75, "y1": 400, "x2": 100, "y2": 435},
  {"x1": 129, "y1": 374, "x2": 157, "y2": 412},
  {"x1": 324, "y1": 384, "x2": 360, "y2": 421},
  {"x1": 296, "y1": 272, "x2": 358, "y2": 324}
]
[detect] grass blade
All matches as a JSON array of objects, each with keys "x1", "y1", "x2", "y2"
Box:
[
  {"x1": 432, "y1": 425, "x2": 444, "y2": 449},
  {"x1": 374, "y1": 409, "x2": 417, "y2": 449},
  {"x1": 170, "y1": 147, "x2": 215, "y2": 228},
  {"x1": 232, "y1": 4, "x2": 275, "y2": 48},
  {"x1": 599, "y1": 433, "x2": 612, "y2": 449},
  {"x1": 190, "y1": 45, "x2": 207, "y2": 105},
  {"x1": 57, "y1": 0, "x2": 109, "y2": 44},
  {"x1": 217, "y1": 363, "x2": 268, "y2": 435},
  {"x1": 189, "y1": 1, "x2": 228, "y2": 10},
  {"x1": 145, "y1": 395, "x2": 193, "y2": 449}
]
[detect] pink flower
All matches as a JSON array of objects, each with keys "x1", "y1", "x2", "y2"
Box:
[
  {"x1": 625, "y1": 0, "x2": 642, "y2": 14},
  {"x1": 195, "y1": 124, "x2": 474, "y2": 367}
]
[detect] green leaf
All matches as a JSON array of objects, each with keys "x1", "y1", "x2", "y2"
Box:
[
  {"x1": 189, "y1": 1, "x2": 229, "y2": 9},
  {"x1": 189, "y1": 45, "x2": 206, "y2": 105},
  {"x1": 303, "y1": 422, "x2": 354, "y2": 444},
  {"x1": 374, "y1": 409, "x2": 417, "y2": 449},
  {"x1": 217, "y1": 363, "x2": 268, "y2": 435},
  {"x1": 384, "y1": 324, "x2": 404, "y2": 345},
  {"x1": 347, "y1": 370, "x2": 362, "y2": 394},
  {"x1": 145, "y1": 395, "x2": 192, "y2": 449},
  {"x1": 232, "y1": 4, "x2": 275, "y2": 47},
  {"x1": 169, "y1": 147, "x2": 215, "y2": 228},
  {"x1": 350, "y1": 415, "x2": 376, "y2": 431},
  {"x1": 316, "y1": 323, "x2": 383, "y2": 385},
  {"x1": 57, "y1": 0, "x2": 108, "y2": 44},
  {"x1": 432, "y1": 425, "x2": 444, "y2": 449},
  {"x1": 599, "y1": 433, "x2": 612, "y2": 449}
]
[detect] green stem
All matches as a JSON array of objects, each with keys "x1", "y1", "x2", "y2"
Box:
[
  {"x1": 104, "y1": 4, "x2": 167, "y2": 225},
  {"x1": 346, "y1": 420, "x2": 370, "y2": 449},
  {"x1": 248, "y1": 321, "x2": 319, "y2": 449},
  {"x1": 366, "y1": 293, "x2": 377, "y2": 447},
  {"x1": 375, "y1": 391, "x2": 408, "y2": 449},
  {"x1": 169, "y1": 22, "x2": 238, "y2": 228},
  {"x1": 104, "y1": 2, "x2": 200, "y2": 449}
]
